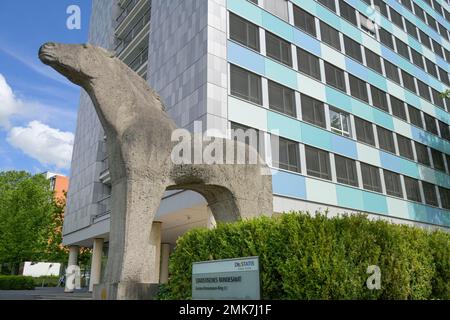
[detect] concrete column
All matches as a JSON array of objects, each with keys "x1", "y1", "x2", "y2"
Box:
[
  {"x1": 68, "y1": 246, "x2": 79, "y2": 266},
  {"x1": 65, "y1": 245, "x2": 79, "y2": 293},
  {"x1": 150, "y1": 222, "x2": 162, "y2": 283},
  {"x1": 89, "y1": 238, "x2": 104, "y2": 292},
  {"x1": 159, "y1": 243, "x2": 171, "y2": 284}
]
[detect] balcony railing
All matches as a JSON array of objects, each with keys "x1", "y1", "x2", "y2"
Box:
[
  {"x1": 115, "y1": 7, "x2": 151, "y2": 55},
  {"x1": 129, "y1": 46, "x2": 149, "y2": 71},
  {"x1": 95, "y1": 195, "x2": 111, "y2": 219},
  {"x1": 116, "y1": 0, "x2": 140, "y2": 26}
]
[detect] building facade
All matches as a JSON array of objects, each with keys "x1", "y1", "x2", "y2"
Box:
[{"x1": 63, "y1": 0, "x2": 450, "y2": 290}]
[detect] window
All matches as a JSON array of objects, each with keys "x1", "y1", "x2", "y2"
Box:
[
  {"x1": 390, "y1": 9, "x2": 404, "y2": 29},
  {"x1": 414, "y1": 3, "x2": 426, "y2": 21},
  {"x1": 431, "y1": 149, "x2": 445, "y2": 171},
  {"x1": 320, "y1": 22, "x2": 341, "y2": 50},
  {"x1": 422, "y1": 182, "x2": 438, "y2": 206},
  {"x1": 355, "y1": 117, "x2": 375, "y2": 146},
  {"x1": 404, "y1": 176, "x2": 422, "y2": 202},
  {"x1": 371, "y1": 86, "x2": 389, "y2": 112},
  {"x1": 410, "y1": 49, "x2": 424, "y2": 69},
  {"x1": 339, "y1": 1, "x2": 356, "y2": 25},
  {"x1": 325, "y1": 62, "x2": 346, "y2": 92},
  {"x1": 384, "y1": 60, "x2": 400, "y2": 83},
  {"x1": 415, "y1": 142, "x2": 430, "y2": 166},
  {"x1": 377, "y1": 126, "x2": 396, "y2": 153},
  {"x1": 230, "y1": 65, "x2": 262, "y2": 104},
  {"x1": 432, "y1": 40, "x2": 443, "y2": 58},
  {"x1": 297, "y1": 48, "x2": 321, "y2": 80},
  {"x1": 379, "y1": 28, "x2": 394, "y2": 49},
  {"x1": 427, "y1": 13, "x2": 438, "y2": 31},
  {"x1": 424, "y1": 114, "x2": 438, "y2": 135},
  {"x1": 230, "y1": 122, "x2": 260, "y2": 158},
  {"x1": 293, "y1": 6, "x2": 316, "y2": 37},
  {"x1": 359, "y1": 14, "x2": 376, "y2": 36},
  {"x1": 438, "y1": 67, "x2": 450, "y2": 85},
  {"x1": 431, "y1": 88, "x2": 445, "y2": 109},
  {"x1": 408, "y1": 105, "x2": 423, "y2": 128},
  {"x1": 319, "y1": 0, "x2": 336, "y2": 12},
  {"x1": 365, "y1": 49, "x2": 382, "y2": 73},
  {"x1": 329, "y1": 108, "x2": 350, "y2": 137},
  {"x1": 301, "y1": 94, "x2": 326, "y2": 128},
  {"x1": 439, "y1": 23, "x2": 449, "y2": 41},
  {"x1": 438, "y1": 121, "x2": 450, "y2": 141},
  {"x1": 417, "y1": 80, "x2": 431, "y2": 101},
  {"x1": 335, "y1": 155, "x2": 358, "y2": 187},
  {"x1": 268, "y1": 80, "x2": 296, "y2": 117},
  {"x1": 344, "y1": 35, "x2": 362, "y2": 62},
  {"x1": 397, "y1": 135, "x2": 414, "y2": 160},
  {"x1": 266, "y1": 31, "x2": 292, "y2": 66},
  {"x1": 390, "y1": 95, "x2": 407, "y2": 120},
  {"x1": 395, "y1": 38, "x2": 410, "y2": 60},
  {"x1": 405, "y1": 19, "x2": 418, "y2": 39},
  {"x1": 361, "y1": 163, "x2": 382, "y2": 193},
  {"x1": 401, "y1": 71, "x2": 416, "y2": 93},
  {"x1": 419, "y1": 30, "x2": 431, "y2": 49},
  {"x1": 306, "y1": 146, "x2": 331, "y2": 180},
  {"x1": 264, "y1": 0, "x2": 288, "y2": 21},
  {"x1": 384, "y1": 170, "x2": 403, "y2": 198},
  {"x1": 349, "y1": 75, "x2": 368, "y2": 102},
  {"x1": 425, "y1": 58, "x2": 438, "y2": 78},
  {"x1": 439, "y1": 187, "x2": 450, "y2": 209},
  {"x1": 272, "y1": 136, "x2": 300, "y2": 172},
  {"x1": 374, "y1": 0, "x2": 388, "y2": 17},
  {"x1": 230, "y1": 13, "x2": 260, "y2": 51}
]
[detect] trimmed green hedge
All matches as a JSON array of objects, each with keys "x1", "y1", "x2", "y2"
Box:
[
  {"x1": 0, "y1": 276, "x2": 35, "y2": 290},
  {"x1": 159, "y1": 212, "x2": 450, "y2": 300},
  {"x1": 33, "y1": 276, "x2": 60, "y2": 287}
]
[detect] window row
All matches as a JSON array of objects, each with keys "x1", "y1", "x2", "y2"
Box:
[
  {"x1": 313, "y1": 0, "x2": 450, "y2": 88},
  {"x1": 272, "y1": 136, "x2": 450, "y2": 209},
  {"x1": 229, "y1": 64, "x2": 450, "y2": 174}
]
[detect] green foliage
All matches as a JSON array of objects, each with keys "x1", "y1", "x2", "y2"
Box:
[
  {"x1": 0, "y1": 275, "x2": 35, "y2": 290},
  {"x1": 32, "y1": 276, "x2": 60, "y2": 287},
  {"x1": 159, "y1": 212, "x2": 450, "y2": 300}
]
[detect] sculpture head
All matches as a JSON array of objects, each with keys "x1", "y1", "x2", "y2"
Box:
[{"x1": 39, "y1": 42, "x2": 115, "y2": 85}]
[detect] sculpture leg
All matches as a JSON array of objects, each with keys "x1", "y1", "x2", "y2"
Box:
[{"x1": 93, "y1": 176, "x2": 166, "y2": 300}]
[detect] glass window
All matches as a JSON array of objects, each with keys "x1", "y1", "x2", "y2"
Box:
[
  {"x1": 390, "y1": 9, "x2": 404, "y2": 29},
  {"x1": 408, "y1": 105, "x2": 423, "y2": 128},
  {"x1": 410, "y1": 49, "x2": 424, "y2": 69},
  {"x1": 414, "y1": 3, "x2": 426, "y2": 21},
  {"x1": 379, "y1": 28, "x2": 394, "y2": 49},
  {"x1": 431, "y1": 149, "x2": 445, "y2": 172},
  {"x1": 371, "y1": 86, "x2": 389, "y2": 112},
  {"x1": 397, "y1": 134, "x2": 414, "y2": 160},
  {"x1": 297, "y1": 48, "x2": 321, "y2": 80},
  {"x1": 335, "y1": 155, "x2": 358, "y2": 187},
  {"x1": 432, "y1": 40, "x2": 443, "y2": 58},
  {"x1": 431, "y1": 88, "x2": 445, "y2": 109},
  {"x1": 344, "y1": 35, "x2": 362, "y2": 62},
  {"x1": 405, "y1": 19, "x2": 418, "y2": 39},
  {"x1": 419, "y1": 30, "x2": 432, "y2": 49},
  {"x1": 293, "y1": 6, "x2": 316, "y2": 37},
  {"x1": 365, "y1": 49, "x2": 382, "y2": 73},
  {"x1": 230, "y1": 122, "x2": 260, "y2": 158},
  {"x1": 320, "y1": 21, "x2": 341, "y2": 51},
  {"x1": 384, "y1": 170, "x2": 403, "y2": 198},
  {"x1": 272, "y1": 135, "x2": 300, "y2": 172},
  {"x1": 301, "y1": 94, "x2": 326, "y2": 128},
  {"x1": 339, "y1": 1, "x2": 356, "y2": 25},
  {"x1": 439, "y1": 187, "x2": 450, "y2": 210},
  {"x1": 384, "y1": 60, "x2": 400, "y2": 84},
  {"x1": 425, "y1": 58, "x2": 438, "y2": 78},
  {"x1": 424, "y1": 114, "x2": 438, "y2": 135},
  {"x1": 401, "y1": 71, "x2": 416, "y2": 93},
  {"x1": 415, "y1": 142, "x2": 431, "y2": 166},
  {"x1": 324, "y1": 62, "x2": 346, "y2": 92},
  {"x1": 377, "y1": 126, "x2": 396, "y2": 153},
  {"x1": 266, "y1": 31, "x2": 292, "y2": 67},
  {"x1": 438, "y1": 121, "x2": 450, "y2": 141},
  {"x1": 329, "y1": 108, "x2": 350, "y2": 137},
  {"x1": 264, "y1": 0, "x2": 288, "y2": 21},
  {"x1": 438, "y1": 67, "x2": 450, "y2": 86},
  {"x1": 404, "y1": 176, "x2": 421, "y2": 202},
  {"x1": 306, "y1": 146, "x2": 331, "y2": 180},
  {"x1": 374, "y1": 0, "x2": 389, "y2": 17},
  {"x1": 349, "y1": 75, "x2": 368, "y2": 102},
  {"x1": 230, "y1": 65, "x2": 262, "y2": 105},
  {"x1": 318, "y1": 0, "x2": 336, "y2": 12},
  {"x1": 361, "y1": 163, "x2": 382, "y2": 193},
  {"x1": 268, "y1": 80, "x2": 296, "y2": 117},
  {"x1": 230, "y1": 13, "x2": 260, "y2": 51},
  {"x1": 417, "y1": 80, "x2": 431, "y2": 101},
  {"x1": 390, "y1": 95, "x2": 407, "y2": 120},
  {"x1": 395, "y1": 37, "x2": 410, "y2": 60},
  {"x1": 422, "y1": 182, "x2": 438, "y2": 206},
  {"x1": 355, "y1": 117, "x2": 375, "y2": 146},
  {"x1": 359, "y1": 14, "x2": 376, "y2": 37}
]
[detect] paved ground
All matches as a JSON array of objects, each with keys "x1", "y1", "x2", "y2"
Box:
[{"x1": 0, "y1": 287, "x2": 92, "y2": 300}]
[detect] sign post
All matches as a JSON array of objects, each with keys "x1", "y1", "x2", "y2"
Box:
[{"x1": 192, "y1": 256, "x2": 260, "y2": 300}]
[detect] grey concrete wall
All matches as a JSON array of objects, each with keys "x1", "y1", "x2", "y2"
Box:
[{"x1": 63, "y1": 0, "x2": 116, "y2": 238}]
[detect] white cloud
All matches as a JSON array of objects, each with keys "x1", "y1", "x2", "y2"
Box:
[
  {"x1": 7, "y1": 121, "x2": 74, "y2": 169},
  {"x1": 0, "y1": 73, "x2": 19, "y2": 129}
]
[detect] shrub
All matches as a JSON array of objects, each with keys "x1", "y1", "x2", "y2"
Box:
[
  {"x1": 33, "y1": 276, "x2": 60, "y2": 287},
  {"x1": 159, "y1": 212, "x2": 450, "y2": 300},
  {"x1": 0, "y1": 275, "x2": 35, "y2": 290}
]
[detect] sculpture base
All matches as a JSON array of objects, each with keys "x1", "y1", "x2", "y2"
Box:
[{"x1": 93, "y1": 282, "x2": 160, "y2": 300}]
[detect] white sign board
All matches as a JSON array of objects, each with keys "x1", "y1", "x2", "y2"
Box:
[
  {"x1": 22, "y1": 262, "x2": 61, "y2": 277},
  {"x1": 192, "y1": 256, "x2": 260, "y2": 300}
]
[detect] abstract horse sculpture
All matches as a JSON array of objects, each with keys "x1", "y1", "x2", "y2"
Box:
[{"x1": 39, "y1": 42, "x2": 273, "y2": 299}]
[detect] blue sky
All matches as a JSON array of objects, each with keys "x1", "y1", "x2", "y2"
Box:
[{"x1": 0, "y1": 0, "x2": 92, "y2": 176}]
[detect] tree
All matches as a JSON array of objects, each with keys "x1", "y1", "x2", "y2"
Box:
[{"x1": 0, "y1": 171, "x2": 54, "y2": 274}]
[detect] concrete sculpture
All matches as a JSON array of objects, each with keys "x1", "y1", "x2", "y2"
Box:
[{"x1": 39, "y1": 42, "x2": 273, "y2": 299}]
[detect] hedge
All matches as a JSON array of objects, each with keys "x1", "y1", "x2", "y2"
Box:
[
  {"x1": 33, "y1": 276, "x2": 60, "y2": 287},
  {"x1": 0, "y1": 276, "x2": 35, "y2": 290},
  {"x1": 159, "y1": 212, "x2": 450, "y2": 300}
]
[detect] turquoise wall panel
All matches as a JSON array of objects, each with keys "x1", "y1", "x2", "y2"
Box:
[
  {"x1": 272, "y1": 169, "x2": 307, "y2": 200},
  {"x1": 267, "y1": 111, "x2": 301, "y2": 141}
]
